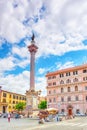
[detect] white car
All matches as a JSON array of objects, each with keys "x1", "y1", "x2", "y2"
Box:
[
  {"x1": 75, "y1": 113, "x2": 85, "y2": 116},
  {"x1": 58, "y1": 113, "x2": 67, "y2": 116}
]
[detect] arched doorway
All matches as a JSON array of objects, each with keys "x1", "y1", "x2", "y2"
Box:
[
  {"x1": 67, "y1": 105, "x2": 73, "y2": 116},
  {"x1": 3, "y1": 106, "x2": 6, "y2": 113}
]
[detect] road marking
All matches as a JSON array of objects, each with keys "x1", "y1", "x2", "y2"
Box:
[
  {"x1": 78, "y1": 123, "x2": 87, "y2": 127},
  {"x1": 56, "y1": 122, "x2": 86, "y2": 127},
  {"x1": 24, "y1": 121, "x2": 87, "y2": 130}
]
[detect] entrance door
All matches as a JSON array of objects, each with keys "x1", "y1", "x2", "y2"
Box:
[
  {"x1": 68, "y1": 108, "x2": 72, "y2": 116},
  {"x1": 3, "y1": 106, "x2": 6, "y2": 113}
]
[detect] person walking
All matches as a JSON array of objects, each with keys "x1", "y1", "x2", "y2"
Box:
[{"x1": 8, "y1": 113, "x2": 11, "y2": 122}]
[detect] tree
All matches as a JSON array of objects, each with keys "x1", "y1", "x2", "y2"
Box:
[
  {"x1": 38, "y1": 100, "x2": 47, "y2": 109},
  {"x1": 15, "y1": 102, "x2": 26, "y2": 112}
]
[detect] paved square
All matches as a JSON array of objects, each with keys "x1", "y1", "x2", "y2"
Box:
[{"x1": 0, "y1": 117, "x2": 87, "y2": 130}]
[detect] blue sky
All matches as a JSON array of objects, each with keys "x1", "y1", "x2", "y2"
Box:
[{"x1": 0, "y1": 0, "x2": 87, "y2": 96}]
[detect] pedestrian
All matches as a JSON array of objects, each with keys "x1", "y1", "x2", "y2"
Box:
[{"x1": 8, "y1": 113, "x2": 11, "y2": 122}]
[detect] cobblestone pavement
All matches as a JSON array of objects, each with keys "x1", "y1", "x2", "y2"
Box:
[{"x1": 0, "y1": 117, "x2": 87, "y2": 130}]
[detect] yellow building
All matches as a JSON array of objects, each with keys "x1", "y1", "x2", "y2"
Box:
[{"x1": 0, "y1": 88, "x2": 26, "y2": 113}]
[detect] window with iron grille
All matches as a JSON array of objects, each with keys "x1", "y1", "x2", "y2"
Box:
[
  {"x1": 3, "y1": 93, "x2": 7, "y2": 97},
  {"x1": 83, "y1": 69, "x2": 87, "y2": 73},
  {"x1": 67, "y1": 96, "x2": 71, "y2": 101},
  {"x1": 75, "y1": 86, "x2": 78, "y2": 91},
  {"x1": 76, "y1": 96, "x2": 79, "y2": 101}
]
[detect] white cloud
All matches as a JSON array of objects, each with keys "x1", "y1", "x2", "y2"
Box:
[
  {"x1": 38, "y1": 68, "x2": 46, "y2": 74},
  {"x1": 12, "y1": 45, "x2": 29, "y2": 58},
  {"x1": 0, "y1": 70, "x2": 47, "y2": 96},
  {"x1": 0, "y1": 0, "x2": 87, "y2": 56},
  {"x1": 0, "y1": 54, "x2": 30, "y2": 74},
  {"x1": 0, "y1": 56, "x2": 15, "y2": 73},
  {"x1": 35, "y1": 76, "x2": 47, "y2": 96},
  {"x1": 58, "y1": 61, "x2": 75, "y2": 70},
  {"x1": 0, "y1": 70, "x2": 30, "y2": 95}
]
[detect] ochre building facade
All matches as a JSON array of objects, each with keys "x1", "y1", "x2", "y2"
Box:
[
  {"x1": 46, "y1": 64, "x2": 87, "y2": 115},
  {"x1": 0, "y1": 89, "x2": 26, "y2": 113}
]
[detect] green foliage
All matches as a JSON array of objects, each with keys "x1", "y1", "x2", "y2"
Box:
[
  {"x1": 15, "y1": 102, "x2": 26, "y2": 111},
  {"x1": 38, "y1": 100, "x2": 47, "y2": 109}
]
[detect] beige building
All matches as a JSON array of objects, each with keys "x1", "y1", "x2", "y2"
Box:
[
  {"x1": 0, "y1": 88, "x2": 26, "y2": 113},
  {"x1": 46, "y1": 64, "x2": 87, "y2": 115}
]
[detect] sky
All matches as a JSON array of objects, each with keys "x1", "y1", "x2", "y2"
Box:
[{"x1": 0, "y1": 0, "x2": 87, "y2": 96}]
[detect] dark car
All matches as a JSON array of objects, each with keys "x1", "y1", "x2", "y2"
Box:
[
  {"x1": 15, "y1": 114, "x2": 21, "y2": 119},
  {"x1": 2, "y1": 113, "x2": 8, "y2": 118}
]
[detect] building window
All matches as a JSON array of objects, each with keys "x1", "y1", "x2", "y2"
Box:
[
  {"x1": 61, "y1": 109, "x2": 65, "y2": 113},
  {"x1": 13, "y1": 101, "x2": 15, "y2": 104},
  {"x1": 76, "y1": 96, "x2": 79, "y2": 101},
  {"x1": 49, "y1": 99, "x2": 52, "y2": 103},
  {"x1": 13, "y1": 95, "x2": 15, "y2": 99},
  {"x1": 53, "y1": 90, "x2": 56, "y2": 94},
  {"x1": 3, "y1": 99, "x2": 6, "y2": 103},
  {"x1": 83, "y1": 69, "x2": 87, "y2": 73},
  {"x1": 73, "y1": 78, "x2": 78, "y2": 82},
  {"x1": 9, "y1": 94, "x2": 11, "y2": 98},
  {"x1": 73, "y1": 71, "x2": 78, "y2": 75},
  {"x1": 61, "y1": 88, "x2": 64, "y2": 93},
  {"x1": 9, "y1": 100, "x2": 11, "y2": 103},
  {"x1": 83, "y1": 77, "x2": 87, "y2": 81},
  {"x1": 53, "y1": 82, "x2": 56, "y2": 85},
  {"x1": 86, "y1": 96, "x2": 87, "y2": 101},
  {"x1": 16, "y1": 96, "x2": 18, "y2": 99},
  {"x1": 49, "y1": 91, "x2": 51, "y2": 94},
  {"x1": 52, "y1": 76, "x2": 56, "y2": 79},
  {"x1": 66, "y1": 79, "x2": 71, "y2": 84},
  {"x1": 60, "y1": 73, "x2": 64, "y2": 78},
  {"x1": 9, "y1": 106, "x2": 11, "y2": 109},
  {"x1": 68, "y1": 87, "x2": 70, "y2": 92},
  {"x1": 67, "y1": 96, "x2": 71, "y2": 101},
  {"x1": 53, "y1": 98, "x2": 56, "y2": 102},
  {"x1": 48, "y1": 77, "x2": 51, "y2": 80},
  {"x1": 60, "y1": 80, "x2": 64, "y2": 84},
  {"x1": 61, "y1": 97, "x2": 64, "y2": 102},
  {"x1": 75, "y1": 86, "x2": 78, "y2": 91},
  {"x1": 85, "y1": 86, "x2": 87, "y2": 90},
  {"x1": 66, "y1": 72, "x2": 70, "y2": 76},
  {"x1": 23, "y1": 97, "x2": 24, "y2": 100},
  {"x1": 48, "y1": 83, "x2": 52, "y2": 86},
  {"x1": 83, "y1": 77, "x2": 85, "y2": 81},
  {"x1": 3, "y1": 93, "x2": 7, "y2": 97}
]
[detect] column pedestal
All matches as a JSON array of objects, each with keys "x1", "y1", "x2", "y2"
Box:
[{"x1": 26, "y1": 90, "x2": 39, "y2": 110}]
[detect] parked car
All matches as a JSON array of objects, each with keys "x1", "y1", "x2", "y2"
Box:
[
  {"x1": 58, "y1": 113, "x2": 67, "y2": 116},
  {"x1": 14, "y1": 114, "x2": 21, "y2": 119},
  {"x1": 75, "y1": 113, "x2": 85, "y2": 116},
  {"x1": 2, "y1": 113, "x2": 8, "y2": 118}
]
